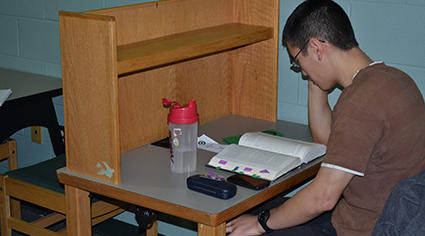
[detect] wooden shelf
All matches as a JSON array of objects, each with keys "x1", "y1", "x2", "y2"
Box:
[{"x1": 117, "y1": 23, "x2": 273, "y2": 75}]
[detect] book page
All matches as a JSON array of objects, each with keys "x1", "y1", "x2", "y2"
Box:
[
  {"x1": 208, "y1": 144, "x2": 302, "y2": 181},
  {"x1": 0, "y1": 89, "x2": 12, "y2": 107},
  {"x1": 239, "y1": 132, "x2": 326, "y2": 163}
]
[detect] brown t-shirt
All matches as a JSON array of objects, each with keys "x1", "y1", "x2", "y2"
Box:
[{"x1": 323, "y1": 63, "x2": 425, "y2": 235}]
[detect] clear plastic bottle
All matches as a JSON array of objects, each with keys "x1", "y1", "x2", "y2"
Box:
[{"x1": 163, "y1": 99, "x2": 198, "y2": 173}]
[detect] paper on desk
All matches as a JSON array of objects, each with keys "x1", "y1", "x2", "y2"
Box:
[
  {"x1": 197, "y1": 134, "x2": 227, "y2": 153},
  {"x1": 0, "y1": 89, "x2": 12, "y2": 107}
]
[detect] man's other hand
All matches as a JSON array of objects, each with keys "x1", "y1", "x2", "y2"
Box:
[{"x1": 226, "y1": 214, "x2": 265, "y2": 236}]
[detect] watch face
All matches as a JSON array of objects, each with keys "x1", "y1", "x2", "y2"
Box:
[
  {"x1": 259, "y1": 211, "x2": 264, "y2": 220},
  {"x1": 259, "y1": 210, "x2": 269, "y2": 221}
]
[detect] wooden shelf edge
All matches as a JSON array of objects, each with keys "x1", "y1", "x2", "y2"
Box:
[
  {"x1": 117, "y1": 23, "x2": 273, "y2": 75},
  {"x1": 59, "y1": 11, "x2": 115, "y2": 22}
]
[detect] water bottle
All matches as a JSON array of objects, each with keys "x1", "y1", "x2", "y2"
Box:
[{"x1": 162, "y1": 98, "x2": 198, "y2": 173}]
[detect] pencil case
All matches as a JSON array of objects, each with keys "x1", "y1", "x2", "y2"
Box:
[{"x1": 187, "y1": 174, "x2": 236, "y2": 199}]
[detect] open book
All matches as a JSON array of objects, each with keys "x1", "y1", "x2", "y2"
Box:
[{"x1": 208, "y1": 132, "x2": 326, "y2": 181}]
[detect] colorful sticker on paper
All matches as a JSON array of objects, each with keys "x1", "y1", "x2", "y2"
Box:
[{"x1": 219, "y1": 160, "x2": 228, "y2": 165}]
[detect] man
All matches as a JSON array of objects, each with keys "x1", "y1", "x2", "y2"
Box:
[{"x1": 226, "y1": 0, "x2": 425, "y2": 235}]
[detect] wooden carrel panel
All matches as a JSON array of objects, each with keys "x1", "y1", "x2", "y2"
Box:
[
  {"x1": 118, "y1": 67, "x2": 177, "y2": 153},
  {"x1": 60, "y1": 0, "x2": 279, "y2": 183},
  {"x1": 230, "y1": 0, "x2": 279, "y2": 121},
  {"x1": 87, "y1": 0, "x2": 234, "y2": 46},
  {"x1": 109, "y1": 0, "x2": 235, "y2": 152},
  {"x1": 175, "y1": 53, "x2": 231, "y2": 126},
  {"x1": 60, "y1": 12, "x2": 121, "y2": 184},
  {"x1": 118, "y1": 52, "x2": 231, "y2": 153}
]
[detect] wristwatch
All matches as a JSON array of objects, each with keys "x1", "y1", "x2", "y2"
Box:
[{"x1": 258, "y1": 209, "x2": 274, "y2": 233}]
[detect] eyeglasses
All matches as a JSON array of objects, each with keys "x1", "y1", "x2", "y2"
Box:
[{"x1": 290, "y1": 40, "x2": 309, "y2": 73}]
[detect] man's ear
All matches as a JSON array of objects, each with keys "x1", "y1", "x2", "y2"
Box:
[{"x1": 310, "y1": 38, "x2": 327, "y2": 61}]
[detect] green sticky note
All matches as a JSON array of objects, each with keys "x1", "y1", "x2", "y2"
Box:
[{"x1": 222, "y1": 135, "x2": 243, "y2": 144}]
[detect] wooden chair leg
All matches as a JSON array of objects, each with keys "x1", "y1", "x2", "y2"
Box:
[
  {"x1": 5, "y1": 140, "x2": 21, "y2": 219},
  {"x1": 0, "y1": 176, "x2": 12, "y2": 236},
  {"x1": 7, "y1": 139, "x2": 18, "y2": 171},
  {"x1": 10, "y1": 197, "x2": 20, "y2": 218}
]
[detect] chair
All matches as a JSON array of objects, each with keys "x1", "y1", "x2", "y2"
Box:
[
  {"x1": 0, "y1": 152, "x2": 125, "y2": 236},
  {"x1": 0, "y1": 139, "x2": 18, "y2": 171},
  {"x1": 0, "y1": 139, "x2": 19, "y2": 219}
]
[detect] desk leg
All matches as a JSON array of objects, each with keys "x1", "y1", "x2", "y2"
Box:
[
  {"x1": 198, "y1": 223, "x2": 226, "y2": 236},
  {"x1": 65, "y1": 185, "x2": 91, "y2": 236},
  {"x1": 147, "y1": 220, "x2": 158, "y2": 236}
]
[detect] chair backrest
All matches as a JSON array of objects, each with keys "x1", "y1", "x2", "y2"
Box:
[
  {"x1": 0, "y1": 139, "x2": 18, "y2": 171},
  {"x1": 373, "y1": 170, "x2": 425, "y2": 236}
]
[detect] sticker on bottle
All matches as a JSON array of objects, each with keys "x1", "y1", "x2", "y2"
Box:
[
  {"x1": 173, "y1": 128, "x2": 182, "y2": 137},
  {"x1": 173, "y1": 137, "x2": 180, "y2": 147}
]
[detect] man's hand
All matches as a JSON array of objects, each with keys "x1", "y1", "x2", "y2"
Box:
[
  {"x1": 226, "y1": 214, "x2": 265, "y2": 236},
  {"x1": 308, "y1": 80, "x2": 332, "y2": 145},
  {"x1": 225, "y1": 167, "x2": 354, "y2": 235}
]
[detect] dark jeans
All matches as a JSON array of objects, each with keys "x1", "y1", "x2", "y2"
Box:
[
  {"x1": 372, "y1": 170, "x2": 425, "y2": 236},
  {"x1": 248, "y1": 196, "x2": 337, "y2": 236}
]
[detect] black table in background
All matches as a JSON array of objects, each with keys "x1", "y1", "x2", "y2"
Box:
[{"x1": 0, "y1": 68, "x2": 65, "y2": 156}]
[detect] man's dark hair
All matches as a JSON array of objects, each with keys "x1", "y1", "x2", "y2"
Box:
[{"x1": 282, "y1": 0, "x2": 358, "y2": 53}]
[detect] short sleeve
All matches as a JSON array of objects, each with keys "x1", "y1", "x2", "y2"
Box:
[{"x1": 324, "y1": 94, "x2": 384, "y2": 174}]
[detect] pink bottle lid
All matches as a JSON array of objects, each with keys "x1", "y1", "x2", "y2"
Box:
[{"x1": 162, "y1": 98, "x2": 199, "y2": 124}]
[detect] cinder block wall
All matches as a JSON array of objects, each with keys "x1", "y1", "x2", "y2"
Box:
[{"x1": 1, "y1": 0, "x2": 424, "y2": 235}]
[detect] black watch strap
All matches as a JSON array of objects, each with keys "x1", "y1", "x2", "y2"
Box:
[{"x1": 258, "y1": 209, "x2": 274, "y2": 233}]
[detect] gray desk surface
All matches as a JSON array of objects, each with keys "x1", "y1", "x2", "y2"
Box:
[
  {"x1": 58, "y1": 115, "x2": 320, "y2": 216},
  {"x1": 0, "y1": 67, "x2": 62, "y2": 101}
]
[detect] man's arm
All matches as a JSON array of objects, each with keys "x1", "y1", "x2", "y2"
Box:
[
  {"x1": 267, "y1": 167, "x2": 353, "y2": 229},
  {"x1": 226, "y1": 167, "x2": 353, "y2": 236},
  {"x1": 308, "y1": 80, "x2": 332, "y2": 145}
]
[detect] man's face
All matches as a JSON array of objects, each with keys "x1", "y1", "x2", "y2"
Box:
[{"x1": 287, "y1": 41, "x2": 336, "y2": 91}]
